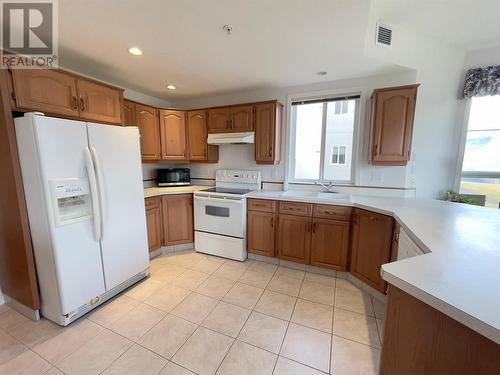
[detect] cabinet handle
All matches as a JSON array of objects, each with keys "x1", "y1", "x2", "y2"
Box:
[
  {"x1": 374, "y1": 144, "x2": 379, "y2": 156},
  {"x1": 394, "y1": 232, "x2": 400, "y2": 242},
  {"x1": 369, "y1": 216, "x2": 377, "y2": 221},
  {"x1": 79, "y1": 97, "x2": 85, "y2": 112},
  {"x1": 268, "y1": 146, "x2": 272, "y2": 157},
  {"x1": 270, "y1": 217, "x2": 274, "y2": 228},
  {"x1": 312, "y1": 222, "x2": 317, "y2": 233},
  {"x1": 307, "y1": 223, "x2": 311, "y2": 233},
  {"x1": 72, "y1": 96, "x2": 78, "y2": 110}
]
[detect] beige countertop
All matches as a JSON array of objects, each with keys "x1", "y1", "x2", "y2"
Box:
[
  {"x1": 247, "y1": 190, "x2": 500, "y2": 344},
  {"x1": 144, "y1": 185, "x2": 211, "y2": 198}
]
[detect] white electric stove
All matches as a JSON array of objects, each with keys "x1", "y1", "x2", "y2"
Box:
[{"x1": 194, "y1": 170, "x2": 261, "y2": 261}]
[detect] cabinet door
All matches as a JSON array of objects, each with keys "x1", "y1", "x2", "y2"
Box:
[
  {"x1": 350, "y1": 209, "x2": 394, "y2": 292},
  {"x1": 207, "y1": 108, "x2": 230, "y2": 133},
  {"x1": 145, "y1": 206, "x2": 162, "y2": 252},
  {"x1": 162, "y1": 194, "x2": 193, "y2": 246},
  {"x1": 76, "y1": 79, "x2": 122, "y2": 124},
  {"x1": 230, "y1": 105, "x2": 253, "y2": 132},
  {"x1": 248, "y1": 211, "x2": 276, "y2": 257},
  {"x1": 371, "y1": 85, "x2": 418, "y2": 165},
  {"x1": 159, "y1": 110, "x2": 188, "y2": 161},
  {"x1": 277, "y1": 214, "x2": 311, "y2": 264},
  {"x1": 187, "y1": 110, "x2": 208, "y2": 161},
  {"x1": 11, "y1": 69, "x2": 79, "y2": 117},
  {"x1": 136, "y1": 104, "x2": 160, "y2": 161},
  {"x1": 123, "y1": 100, "x2": 136, "y2": 126},
  {"x1": 255, "y1": 102, "x2": 281, "y2": 164},
  {"x1": 310, "y1": 218, "x2": 350, "y2": 271}
]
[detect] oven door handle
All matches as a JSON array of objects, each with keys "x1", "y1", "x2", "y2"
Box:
[{"x1": 194, "y1": 195, "x2": 244, "y2": 203}]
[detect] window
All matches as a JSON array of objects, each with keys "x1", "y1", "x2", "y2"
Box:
[
  {"x1": 331, "y1": 146, "x2": 347, "y2": 165},
  {"x1": 459, "y1": 96, "x2": 500, "y2": 208},
  {"x1": 290, "y1": 96, "x2": 359, "y2": 183}
]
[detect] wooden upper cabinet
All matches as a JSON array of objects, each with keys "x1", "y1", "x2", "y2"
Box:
[
  {"x1": 123, "y1": 100, "x2": 136, "y2": 126},
  {"x1": 136, "y1": 104, "x2": 160, "y2": 161},
  {"x1": 11, "y1": 69, "x2": 79, "y2": 117},
  {"x1": 187, "y1": 110, "x2": 219, "y2": 162},
  {"x1": 255, "y1": 101, "x2": 282, "y2": 164},
  {"x1": 230, "y1": 105, "x2": 253, "y2": 132},
  {"x1": 310, "y1": 218, "x2": 350, "y2": 271},
  {"x1": 277, "y1": 214, "x2": 311, "y2": 264},
  {"x1": 207, "y1": 108, "x2": 230, "y2": 133},
  {"x1": 370, "y1": 84, "x2": 419, "y2": 165},
  {"x1": 162, "y1": 194, "x2": 193, "y2": 246},
  {"x1": 159, "y1": 109, "x2": 187, "y2": 161},
  {"x1": 248, "y1": 210, "x2": 276, "y2": 257},
  {"x1": 76, "y1": 78, "x2": 122, "y2": 124},
  {"x1": 350, "y1": 208, "x2": 394, "y2": 293}
]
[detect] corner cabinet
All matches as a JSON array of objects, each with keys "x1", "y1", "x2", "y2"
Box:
[
  {"x1": 350, "y1": 208, "x2": 394, "y2": 292},
  {"x1": 123, "y1": 99, "x2": 137, "y2": 126},
  {"x1": 145, "y1": 197, "x2": 163, "y2": 252},
  {"x1": 161, "y1": 194, "x2": 194, "y2": 246},
  {"x1": 255, "y1": 101, "x2": 282, "y2": 165},
  {"x1": 187, "y1": 110, "x2": 219, "y2": 162},
  {"x1": 159, "y1": 110, "x2": 188, "y2": 161},
  {"x1": 136, "y1": 104, "x2": 160, "y2": 161},
  {"x1": 10, "y1": 69, "x2": 123, "y2": 124},
  {"x1": 370, "y1": 84, "x2": 419, "y2": 165}
]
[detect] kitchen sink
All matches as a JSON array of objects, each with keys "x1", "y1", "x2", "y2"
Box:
[
  {"x1": 317, "y1": 192, "x2": 352, "y2": 201},
  {"x1": 280, "y1": 190, "x2": 319, "y2": 197}
]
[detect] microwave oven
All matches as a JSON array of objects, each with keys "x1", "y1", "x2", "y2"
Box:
[{"x1": 157, "y1": 168, "x2": 190, "y2": 186}]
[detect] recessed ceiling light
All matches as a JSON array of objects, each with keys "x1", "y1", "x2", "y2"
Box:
[
  {"x1": 128, "y1": 47, "x2": 143, "y2": 56},
  {"x1": 317, "y1": 71, "x2": 327, "y2": 76},
  {"x1": 166, "y1": 84, "x2": 176, "y2": 90}
]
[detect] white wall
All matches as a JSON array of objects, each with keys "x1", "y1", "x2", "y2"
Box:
[
  {"x1": 153, "y1": 70, "x2": 417, "y2": 190},
  {"x1": 463, "y1": 46, "x2": 500, "y2": 70},
  {"x1": 364, "y1": 3, "x2": 466, "y2": 198}
]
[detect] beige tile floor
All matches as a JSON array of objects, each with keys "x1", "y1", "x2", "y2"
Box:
[{"x1": 0, "y1": 251, "x2": 385, "y2": 375}]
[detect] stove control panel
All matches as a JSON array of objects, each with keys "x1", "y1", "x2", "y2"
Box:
[{"x1": 216, "y1": 169, "x2": 261, "y2": 184}]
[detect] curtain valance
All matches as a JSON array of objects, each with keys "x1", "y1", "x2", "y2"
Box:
[{"x1": 463, "y1": 65, "x2": 500, "y2": 98}]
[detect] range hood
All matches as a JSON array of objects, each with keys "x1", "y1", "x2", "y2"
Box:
[{"x1": 207, "y1": 132, "x2": 254, "y2": 145}]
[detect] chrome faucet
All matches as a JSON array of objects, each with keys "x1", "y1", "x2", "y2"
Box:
[{"x1": 316, "y1": 181, "x2": 336, "y2": 193}]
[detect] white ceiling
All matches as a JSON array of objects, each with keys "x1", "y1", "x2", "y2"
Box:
[
  {"x1": 374, "y1": 0, "x2": 500, "y2": 50},
  {"x1": 58, "y1": 0, "x2": 404, "y2": 100},
  {"x1": 58, "y1": 0, "x2": 500, "y2": 101}
]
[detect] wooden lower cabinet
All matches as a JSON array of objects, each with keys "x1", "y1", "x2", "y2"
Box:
[
  {"x1": 247, "y1": 210, "x2": 276, "y2": 257},
  {"x1": 380, "y1": 286, "x2": 500, "y2": 375},
  {"x1": 161, "y1": 194, "x2": 193, "y2": 246},
  {"x1": 310, "y1": 218, "x2": 350, "y2": 271},
  {"x1": 350, "y1": 208, "x2": 394, "y2": 292},
  {"x1": 145, "y1": 197, "x2": 162, "y2": 252},
  {"x1": 277, "y1": 214, "x2": 311, "y2": 264}
]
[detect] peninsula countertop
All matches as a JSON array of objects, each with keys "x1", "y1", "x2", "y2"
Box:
[{"x1": 246, "y1": 190, "x2": 500, "y2": 344}]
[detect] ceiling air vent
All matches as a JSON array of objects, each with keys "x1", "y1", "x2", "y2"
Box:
[{"x1": 376, "y1": 23, "x2": 392, "y2": 47}]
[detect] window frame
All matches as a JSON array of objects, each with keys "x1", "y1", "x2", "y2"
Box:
[
  {"x1": 330, "y1": 145, "x2": 347, "y2": 165},
  {"x1": 287, "y1": 91, "x2": 361, "y2": 185}
]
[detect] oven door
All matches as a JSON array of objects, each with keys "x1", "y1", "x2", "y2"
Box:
[{"x1": 194, "y1": 194, "x2": 246, "y2": 238}]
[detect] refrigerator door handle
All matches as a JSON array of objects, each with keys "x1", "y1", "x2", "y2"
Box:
[
  {"x1": 90, "y1": 146, "x2": 106, "y2": 241},
  {"x1": 84, "y1": 147, "x2": 101, "y2": 242}
]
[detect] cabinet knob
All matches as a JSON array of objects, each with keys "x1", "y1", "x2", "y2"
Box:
[
  {"x1": 79, "y1": 97, "x2": 85, "y2": 112},
  {"x1": 72, "y1": 96, "x2": 78, "y2": 110},
  {"x1": 268, "y1": 146, "x2": 272, "y2": 157}
]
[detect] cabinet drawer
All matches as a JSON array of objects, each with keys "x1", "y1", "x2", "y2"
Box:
[
  {"x1": 279, "y1": 201, "x2": 312, "y2": 217},
  {"x1": 145, "y1": 196, "x2": 161, "y2": 210},
  {"x1": 248, "y1": 199, "x2": 276, "y2": 213},
  {"x1": 313, "y1": 204, "x2": 352, "y2": 221}
]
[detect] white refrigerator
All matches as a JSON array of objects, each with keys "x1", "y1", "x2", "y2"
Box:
[{"x1": 15, "y1": 113, "x2": 149, "y2": 326}]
